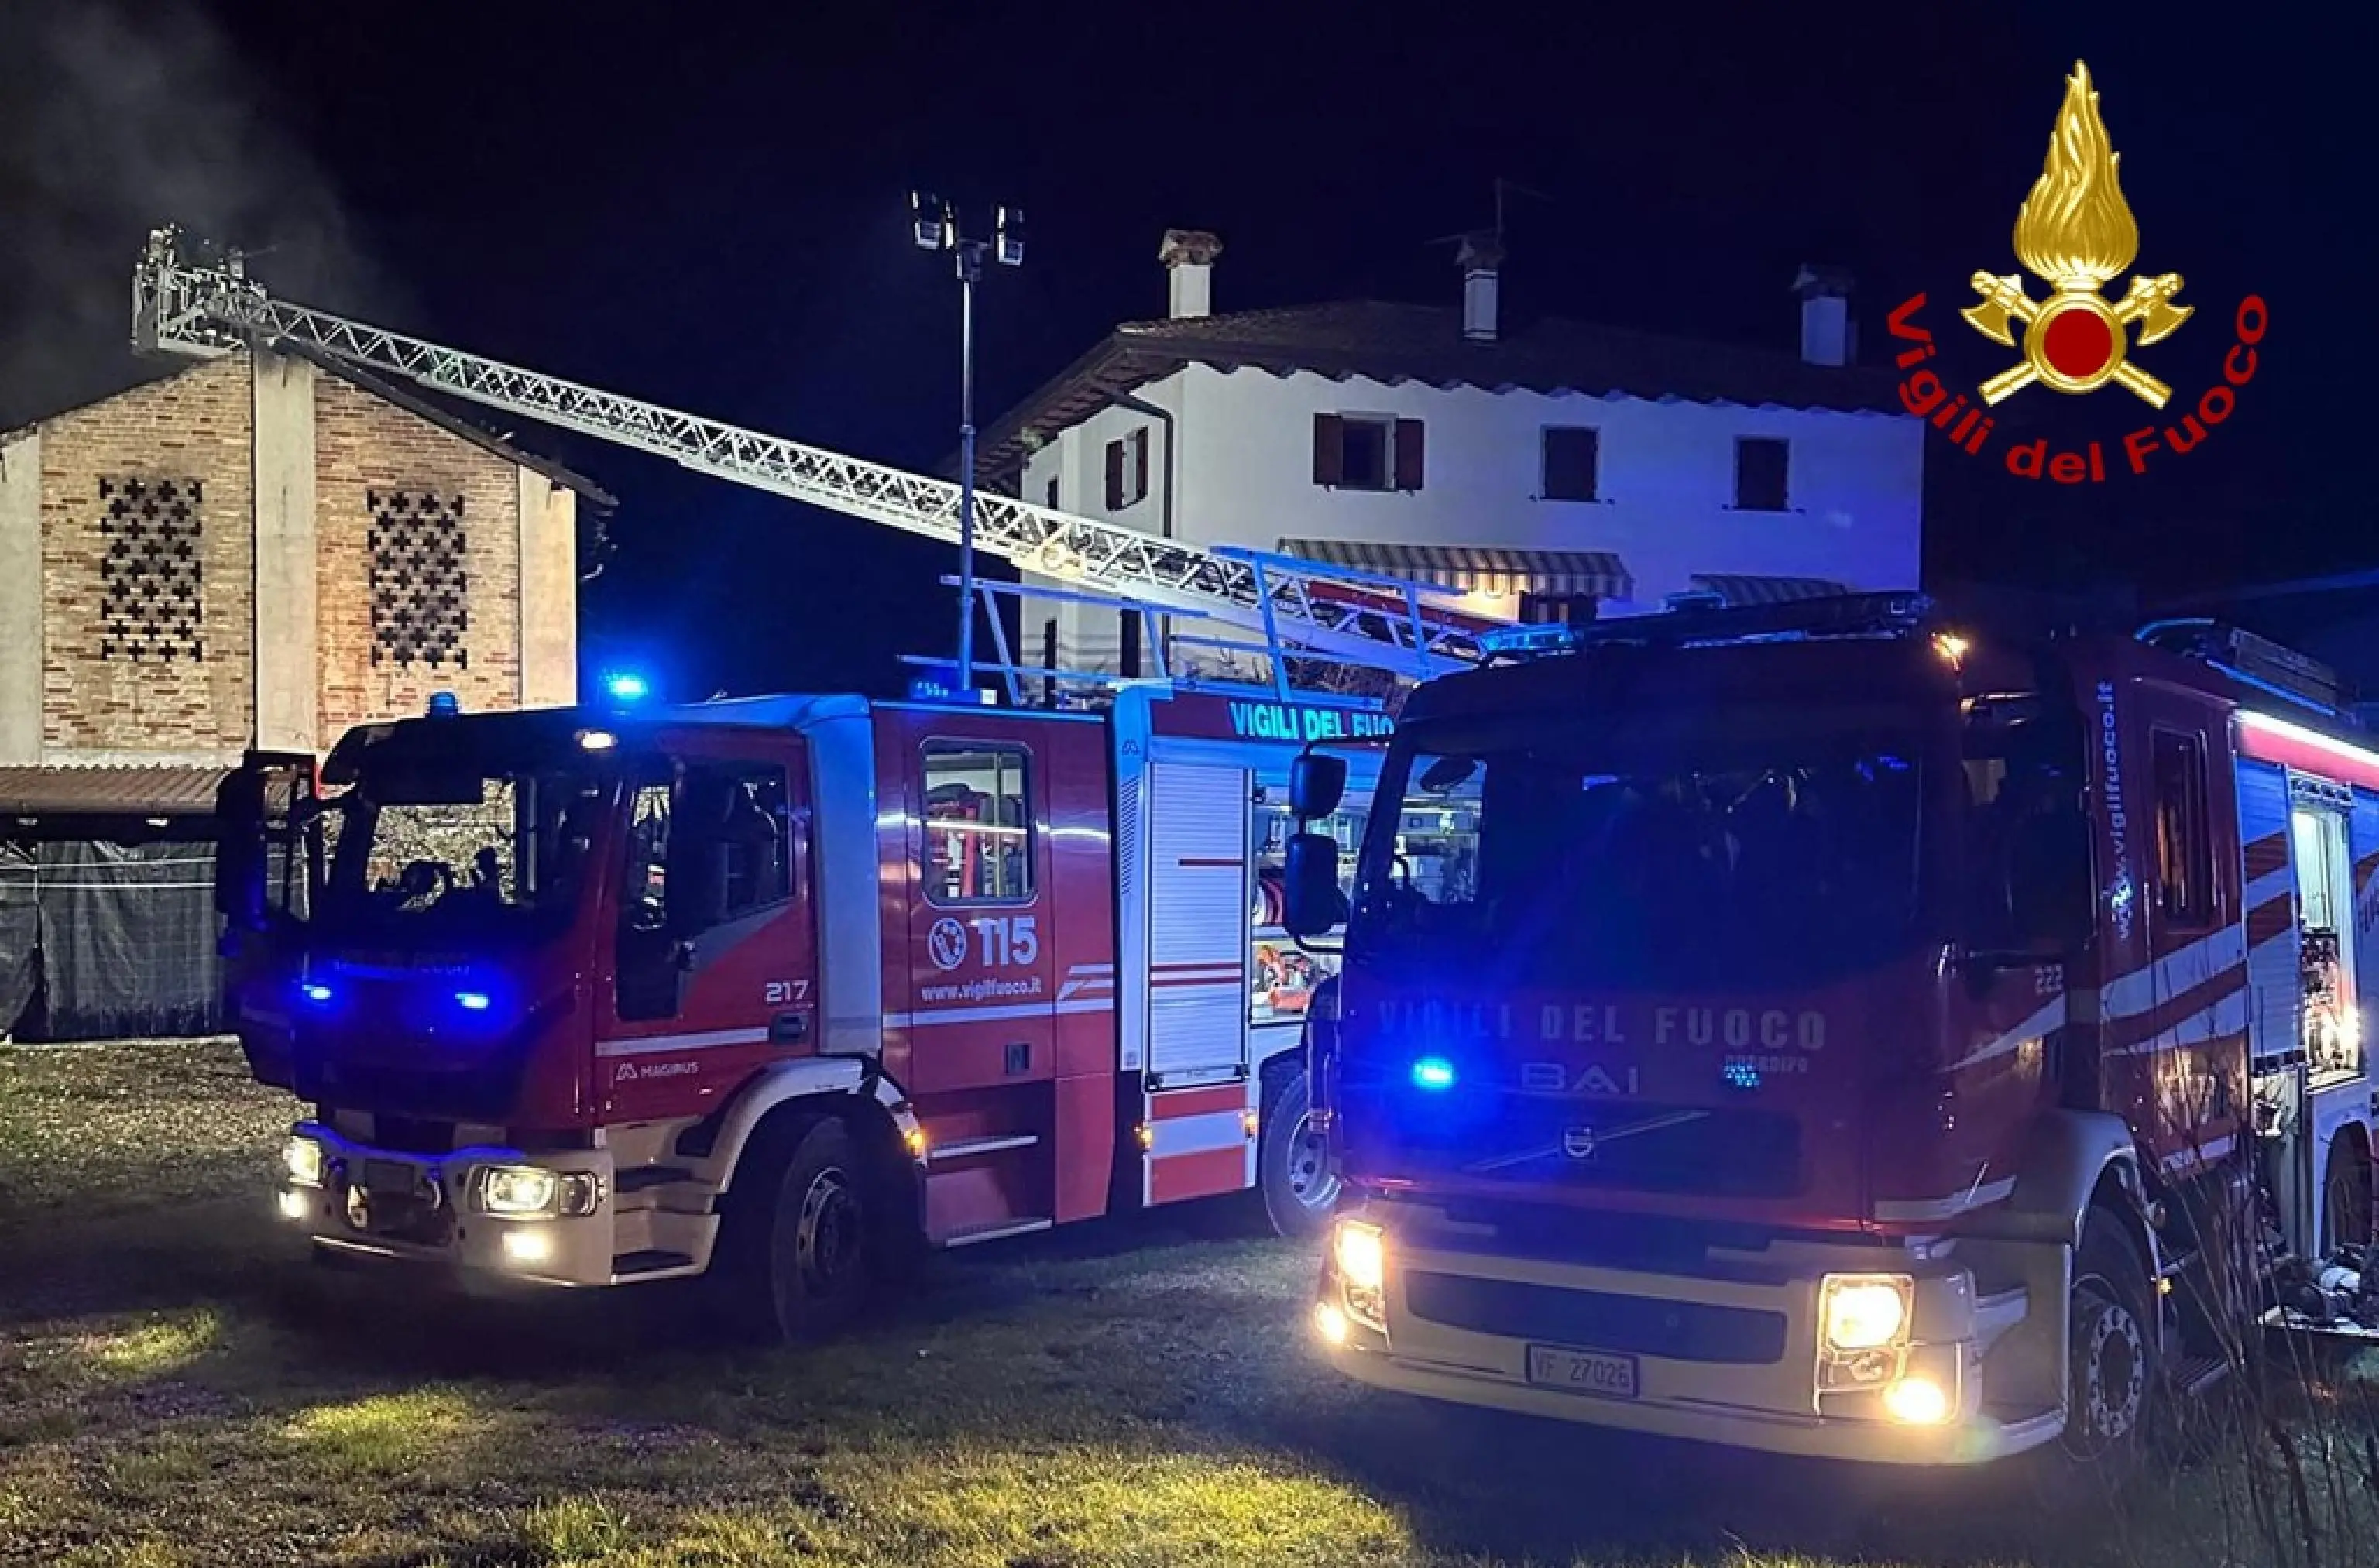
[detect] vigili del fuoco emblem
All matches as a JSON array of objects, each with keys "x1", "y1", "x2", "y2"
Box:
[{"x1": 1961, "y1": 61, "x2": 2192, "y2": 408}]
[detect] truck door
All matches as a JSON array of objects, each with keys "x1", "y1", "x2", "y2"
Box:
[
  {"x1": 600, "y1": 731, "x2": 818, "y2": 1119},
  {"x1": 216, "y1": 751, "x2": 318, "y2": 1091},
  {"x1": 2120, "y1": 688, "x2": 2243, "y2": 1181},
  {"x1": 901, "y1": 722, "x2": 1056, "y2": 1096}
]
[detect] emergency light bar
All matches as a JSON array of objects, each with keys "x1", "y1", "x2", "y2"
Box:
[{"x1": 1478, "y1": 592, "x2": 1934, "y2": 662}]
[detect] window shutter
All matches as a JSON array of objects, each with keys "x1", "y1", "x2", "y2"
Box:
[
  {"x1": 1311, "y1": 414, "x2": 1344, "y2": 488},
  {"x1": 1133, "y1": 428, "x2": 1149, "y2": 503},
  {"x1": 1104, "y1": 440, "x2": 1124, "y2": 510},
  {"x1": 1392, "y1": 419, "x2": 1426, "y2": 492}
]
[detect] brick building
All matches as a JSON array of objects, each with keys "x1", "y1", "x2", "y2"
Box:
[{"x1": 0, "y1": 345, "x2": 609, "y2": 1039}]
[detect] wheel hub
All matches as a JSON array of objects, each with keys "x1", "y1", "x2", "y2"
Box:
[
  {"x1": 795, "y1": 1167, "x2": 859, "y2": 1290},
  {"x1": 1285, "y1": 1112, "x2": 1338, "y2": 1209},
  {"x1": 2080, "y1": 1297, "x2": 2146, "y2": 1441}
]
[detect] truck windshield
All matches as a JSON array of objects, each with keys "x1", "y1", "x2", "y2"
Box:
[
  {"x1": 312, "y1": 758, "x2": 609, "y2": 941},
  {"x1": 1351, "y1": 718, "x2": 1928, "y2": 990}
]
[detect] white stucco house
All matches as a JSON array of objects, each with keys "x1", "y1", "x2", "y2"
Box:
[{"x1": 974, "y1": 231, "x2": 1924, "y2": 674}]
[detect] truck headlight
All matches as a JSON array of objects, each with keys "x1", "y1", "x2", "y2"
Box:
[
  {"x1": 1334, "y1": 1220, "x2": 1385, "y2": 1294},
  {"x1": 283, "y1": 1134, "x2": 326, "y2": 1188},
  {"x1": 1821, "y1": 1274, "x2": 1913, "y2": 1352},
  {"x1": 472, "y1": 1165, "x2": 599, "y2": 1219}
]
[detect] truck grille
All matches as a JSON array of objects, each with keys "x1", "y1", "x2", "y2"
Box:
[
  {"x1": 1364, "y1": 1096, "x2": 1803, "y2": 1199},
  {"x1": 1402, "y1": 1271, "x2": 1788, "y2": 1364}
]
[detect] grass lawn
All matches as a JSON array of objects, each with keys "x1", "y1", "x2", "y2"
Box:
[{"x1": 4, "y1": 1040, "x2": 2377, "y2": 1567}]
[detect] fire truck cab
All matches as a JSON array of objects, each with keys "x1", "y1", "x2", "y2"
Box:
[
  {"x1": 217, "y1": 679, "x2": 1388, "y2": 1336},
  {"x1": 1289, "y1": 594, "x2": 2379, "y2": 1481}
]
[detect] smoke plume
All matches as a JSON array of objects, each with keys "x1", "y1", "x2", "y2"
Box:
[{"x1": 0, "y1": 1, "x2": 401, "y2": 431}]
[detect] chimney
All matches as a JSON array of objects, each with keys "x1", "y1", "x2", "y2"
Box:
[
  {"x1": 1457, "y1": 232, "x2": 1504, "y2": 343},
  {"x1": 1792, "y1": 264, "x2": 1856, "y2": 366},
  {"x1": 1160, "y1": 229, "x2": 1224, "y2": 319}
]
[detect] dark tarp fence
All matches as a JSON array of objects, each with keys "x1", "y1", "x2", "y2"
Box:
[
  {"x1": 0, "y1": 843, "x2": 34, "y2": 1034},
  {"x1": 0, "y1": 839, "x2": 224, "y2": 1042}
]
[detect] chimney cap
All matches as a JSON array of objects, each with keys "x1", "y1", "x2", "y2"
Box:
[
  {"x1": 1160, "y1": 229, "x2": 1224, "y2": 267},
  {"x1": 1456, "y1": 232, "x2": 1506, "y2": 273},
  {"x1": 1792, "y1": 263, "x2": 1855, "y2": 299}
]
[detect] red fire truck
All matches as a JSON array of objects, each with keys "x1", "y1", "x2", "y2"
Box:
[
  {"x1": 220, "y1": 679, "x2": 1400, "y2": 1335},
  {"x1": 1282, "y1": 594, "x2": 2379, "y2": 1483}
]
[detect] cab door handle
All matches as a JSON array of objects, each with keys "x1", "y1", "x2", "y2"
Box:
[{"x1": 771, "y1": 1011, "x2": 811, "y2": 1045}]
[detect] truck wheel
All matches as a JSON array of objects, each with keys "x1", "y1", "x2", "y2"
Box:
[
  {"x1": 1259, "y1": 1069, "x2": 1338, "y2": 1240},
  {"x1": 761, "y1": 1117, "x2": 874, "y2": 1342},
  {"x1": 2039, "y1": 1209, "x2": 2158, "y2": 1501}
]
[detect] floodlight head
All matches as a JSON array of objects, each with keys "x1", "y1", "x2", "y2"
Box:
[
  {"x1": 910, "y1": 190, "x2": 951, "y2": 251},
  {"x1": 994, "y1": 205, "x2": 1025, "y2": 266}
]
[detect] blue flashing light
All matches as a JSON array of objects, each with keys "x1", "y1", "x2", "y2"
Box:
[
  {"x1": 426, "y1": 691, "x2": 461, "y2": 718},
  {"x1": 1722, "y1": 1059, "x2": 1763, "y2": 1091},
  {"x1": 300, "y1": 982, "x2": 334, "y2": 1004},
  {"x1": 1410, "y1": 1055, "x2": 1458, "y2": 1092},
  {"x1": 602, "y1": 671, "x2": 651, "y2": 703},
  {"x1": 455, "y1": 990, "x2": 492, "y2": 1012}
]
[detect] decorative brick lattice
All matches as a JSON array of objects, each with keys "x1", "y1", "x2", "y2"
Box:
[
  {"x1": 98, "y1": 476, "x2": 206, "y2": 662},
  {"x1": 369, "y1": 490, "x2": 469, "y2": 667}
]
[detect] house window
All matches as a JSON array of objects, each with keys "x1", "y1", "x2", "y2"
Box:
[
  {"x1": 1045, "y1": 475, "x2": 1060, "y2": 509},
  {"x1": 1104, "y1": 427, "x2": 1148, "y2": 510},
  {"x1": 1733, "y1": 437, "x2": 1790, "y2": 512},
  {"x1": 369, "y1": 489, "x2": 470, "y2": 667},
  {"x1": 1312, "y1": 414, "x2": 1424, "y2": 492},
  {"x1": 922, "y1": 743, "x2": 1034, "y2": 903},
  {"x1": 97, "y1": 475, "x2": 205, "y2": 662},
  {"x1": 1542, "y1": 427, "x2": 1601, "y2": 502},
  {"x1": 2151, "y1": 729, "x2": 2213, "y2": 928},
  {"x1": 1520, "y1": 592, "x2": 1598, "y2": 627}
]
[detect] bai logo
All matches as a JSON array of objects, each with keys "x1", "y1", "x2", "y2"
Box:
[{"x1": 1886, "y1": 60, "x2": 2265, "y2": 483}]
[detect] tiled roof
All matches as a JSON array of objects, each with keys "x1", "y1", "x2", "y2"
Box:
[
  {"x1": 975, "y1": 300, "x2": 1907, "y2": 480},
  {"x1": 0, "y1": 766, "x2": 234, "y2": 818}
]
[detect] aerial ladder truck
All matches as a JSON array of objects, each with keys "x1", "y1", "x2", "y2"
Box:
[{"x1": 136, "y1": 228, "x2": 1486, "y2": 1336}]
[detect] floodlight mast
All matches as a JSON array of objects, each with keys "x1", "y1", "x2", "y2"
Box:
[{"x1": 910, "y1": 192, "x2": 1026, "y2": 694}]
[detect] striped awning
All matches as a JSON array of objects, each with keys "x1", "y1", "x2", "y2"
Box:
[
  {"x1": 1280, "y1": 539, "x2": 1632, "y2": 600},
  {"x1": 1688, "y1": 574, "x2": 1852, "y2": 607}
]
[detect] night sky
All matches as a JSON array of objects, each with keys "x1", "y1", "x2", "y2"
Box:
[{"x1": 2, "y1": 3, "x2": 2367, "y2": 701}]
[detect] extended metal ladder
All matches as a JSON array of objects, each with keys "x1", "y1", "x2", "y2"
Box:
[{"x1": 132, "y1": 226, "x2": 1492, "y2": 684}]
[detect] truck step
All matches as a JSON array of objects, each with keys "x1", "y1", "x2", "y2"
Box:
[
  {"x1": 925, "y1": 1133, "x2": 1041, "y2": 1164},
  {"x1": 612, "y1": 1249, "x2": 696, "y2": 1277},
  {"x1": 2168, "y1": 1353, "x2": 2233, "y2": 1398},
  {"x1": 940, "y1": 1217, "x2": 1054, "y2": 1249}
]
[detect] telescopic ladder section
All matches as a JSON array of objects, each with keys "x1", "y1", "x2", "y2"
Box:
[{"x1": 131, "y1": 226, "x2": 1490, "y2": 683}]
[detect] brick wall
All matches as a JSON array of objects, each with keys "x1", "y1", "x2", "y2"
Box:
[
  {"x1": 314, "y1": 374, "x2": 524, "y2": 736},
  {"x1": 39, "y1": 354, "x2": 255, "y2": 755}
]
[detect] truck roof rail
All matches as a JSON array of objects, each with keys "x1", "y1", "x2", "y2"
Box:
[
  {"x1": 1477, "y1": 591, "x2": 1934, "y2": 661},
  {"x1": 2134, "y1": 618, "x2": 2348, "y2": 719}
]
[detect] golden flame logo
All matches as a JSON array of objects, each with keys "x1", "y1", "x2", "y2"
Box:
[
  {"x1": 1962, "y1": 61, "x2": 2191, "y2": 407},
  {"x1": 2012, "y1": 63, "x2": 2137, "y2": 288}
]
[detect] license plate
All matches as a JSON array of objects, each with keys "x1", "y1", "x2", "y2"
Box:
[{"x1": 1526, "y1": 1344, "x2": 1640, "y2": 1400}]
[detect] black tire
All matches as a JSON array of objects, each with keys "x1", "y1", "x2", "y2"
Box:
[
  {"x1": 757, "y1": 1117, "x2": 875, "y2": 1343},
  {"x1": 1258, "y1": 1068, "x2": 1338, "y2": 1240},
  {"x1": 2034, "y1": 1208, "x2": 2158, "y2": 1505}
]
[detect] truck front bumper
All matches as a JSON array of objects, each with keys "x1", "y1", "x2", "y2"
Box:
[
  {"x1": 1315, "y1": 1206, "x2": 2058, "y2": 1466},
  {"x1": 276, "y1": 1121, "x2": 711, "y2": 1288}
]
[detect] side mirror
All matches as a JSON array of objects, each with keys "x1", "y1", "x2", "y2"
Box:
[
  {"x1": 1282, "y1": 832, "x2": 1348, "y2": 939},
  {"x1": 213, "y1": 770, "x2": 267, "y2": 926},
  {"x1": 1289, "y1": 751, "x2": 1347, "y2": 820}
]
